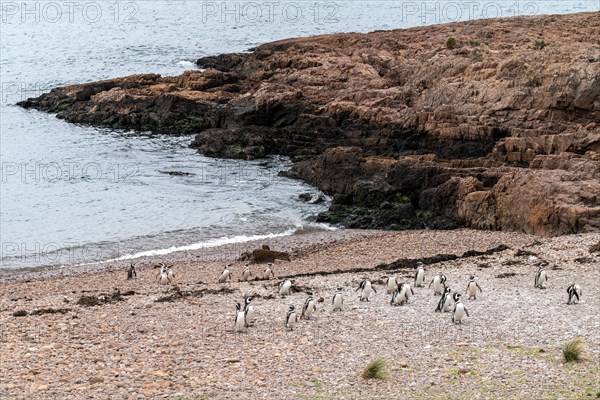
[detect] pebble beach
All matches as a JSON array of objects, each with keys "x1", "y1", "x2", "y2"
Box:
[{"x1": 1, "y1": 229, "x2": 599, "y2": 399}]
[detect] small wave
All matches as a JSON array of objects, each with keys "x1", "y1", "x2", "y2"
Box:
[{"x1": 177, "y1": 60, "x2": 195, "y2": 68}]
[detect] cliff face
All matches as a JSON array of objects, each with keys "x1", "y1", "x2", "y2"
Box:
[{"x1": 19, "y1": 12, "x2": 600, "y2": 235}]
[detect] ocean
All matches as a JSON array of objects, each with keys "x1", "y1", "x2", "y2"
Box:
[{"x1": 1, "y1": 0, "x2": 597, "y2": 268}]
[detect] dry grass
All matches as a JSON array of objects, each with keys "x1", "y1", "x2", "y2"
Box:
[
  {"x1": 361, "y1": 358, "x2": 388, "y2": 380},
  {"x1": 562, "y1": 338, "x2": 585, "y2": 363}
]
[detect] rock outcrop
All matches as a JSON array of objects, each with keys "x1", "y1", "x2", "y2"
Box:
[{"x1": 18, "y1": 12, "x2": 600, "y2": 235}]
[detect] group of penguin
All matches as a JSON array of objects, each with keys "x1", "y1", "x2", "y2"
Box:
[{"x1": 125, "y1": 259, "x2": 584, "y2": 332}]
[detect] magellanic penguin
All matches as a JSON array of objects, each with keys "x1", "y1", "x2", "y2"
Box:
[
  {"x1": 263, "y1": 263, "x2": 275, "y2": 280},
  {"x1": 356, "y1": 279, "x2": 376, "y2": 302},
  {"x1": 534, "y1": 263, "x2": 548, "y2": 288},
  {"x1": 244, "y1": 296, "x2": 254, "y2": 326},
  {"x1": 384, "y1": 275, "x2": 398, "y2": 294},
  {"x1": 218, "y1": 264, "x2": 232, "y2": 283},
  {"x1": 234, "y1": 302, "x2": 246, "y2": 333},
  {"x1": 157, "y1": 266, "x2": 170, "y2": 285},
  {"x1": 240, "y1": 263, "x2": 252, "y2": 282},
  {"x1": 429, "y1": 273, "x2": 447, "y2": 295},
  {"x1": 435, "y1": 287, "x2": 453, "y2": 312},
  {"x1": 279, "y1": 279, "x2": 293, "y2": 297},
  {"x1": 566, "y1": 284, "x2": 582, "y2": 305},
  {"x1": 127, "y1": 263, "x2": 136, "y2": 280},
  {"x1": 285, "y1": 305, "x2": 299, "y2": 330},
  {"x1": 301, "y1": 296, "x2": 317, "y2": 320},
  {"x1": 451, "y1": 293, "x2": 469, "y2": 324},
  {"x1": 465, "y1": 276, "x2": 482, "y2": 300},
  {"x1": 414, "y1": 262, "x2": 425, "y2": 287},
  {"x1": 332, "y1": 287, "x2": 344, "y2": 311}
]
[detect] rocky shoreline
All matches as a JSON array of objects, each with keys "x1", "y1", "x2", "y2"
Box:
[
  {"x1": 1, "y1": 229, "x2": 599, "y2": 399},
  {"x1": 18, "y1": 12, "x2": 600, "y2": 236}
]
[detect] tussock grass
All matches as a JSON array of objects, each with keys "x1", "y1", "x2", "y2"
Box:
[
  {"x1": 361, "y1": 358, "x2": 388, "y2": 380},
  {"x1": 562, "y1": 338, "x2": 585, "y2": 363}
]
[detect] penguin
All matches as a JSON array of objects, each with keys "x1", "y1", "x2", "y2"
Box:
[
  {"x1": 234, "y1": 302, "x2": 246, "y2": 333},
  {"x1": 356, "y1": 279, "x2": 376, "y2": 302},
  {"x1": 279, "y1": 279, "x2": 293, "y2": 297},
  {"x1": 263, "y1": 263, "x2": 275, "y2": 280},
  {"x1": 301, "y1": 296, "x2": 317, "y2": 320},
  {"x1": 218, "y1": 264, "x2": 232, "y2": 283},
  {"x1": 566, "y1": 284, "x2": 582, "y2": 305},
  {"x1": 534, "y1": 263, "x2": 548, "y2": 288},
  {"x1": 435, "y1": 287, "x2": 453, "y2": 312},
  {"x1": 429, "y1": 273, "x2": 447, "y2": 295},
  {"x1": 414, "y1": 262, "x2": 425, "y2": 287},
  {"x1": 332, "y1": 287, "x2": 344, "y2": 311},
  {"x1": 240, "y1": 263, "x2": 252, "y2": 282},
  {"x1": 451, "y1": 293, "x2": 469, "y2": 324},
  {"x1": 285, "y1": 305, "x2": 299, "y2": 330},
  {"x1": 465, "y1": 276, "x2": 482, "y2": 300},
  {"x1": 244, "y1": 296, "x2": 254, "y2": 326},
  {"x1": 127, "y1": 263, "x2": 136, "y2": 280},
  {"x1": 157, "y1": 266, "x2": 170, "y2": 285},
  {"x1": 384, "y1": 275, "x2": 398, "y2": 294}
]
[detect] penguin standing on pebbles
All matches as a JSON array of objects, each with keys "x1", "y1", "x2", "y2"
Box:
[
  {"x1": 436, "y1": 287, "x2": 453, "y2": 312},
  {"x1": 401, "y1": 282, "x2": 415, "y2": 301},
  {"x1": 285, "y1": 305, "x2": 299, "y2": 330},
  {"x1": 465, "y1": 276, "x2": 482, "y2": 300},
  {"x1": 534, "y1": 264, "x2": 548, "y2": 289},
  {"x1": 157, "y1": 266, "x2": 170, "y2": 285},
  {"x1": 390, "y1": 286, "x2": 408, "y2": 306},
  {"x1": 414, "y1": 262, "x2": 426, "y2": 287},
  {"x1": 566, "y1": 284, "x2": 582, "y2": 305},
  {"x1": 263, "y1": 263, "x2": 275, "y2": 280},
  {"x1": 127, "y1": 263, "x2": 136, "y2": 280},
  {"x1": 384, "y1": 276, "x2": 398, "y2": 294},
  {"x1": 301, "y1": 296, "x2": 317, "y2": 320},
  {"x1": 356, "y1": 279, "x2": 376, "y2": 302},
  {"x1": 451, "y1": 293, "x2": 469, "y2": 324},
  {"x1": 279, "y1": 279, "x2": 293, "y2": 297},
  {"x1": 332, "y1": 287, "x2": 344, "y2": 311},
  {"x1": 218, "y1": 264, "x2": 232, "y2": 283},
  {"x1": 244, "y1": 296, "x2": 254, "y2": 326},
  {"x1": 240, "y1": 263, "x2": 252, "y2": 282},
  {"x1": 234, "y1": 303, "x2": 246, "y2": 333},
  {"x1": 429, "y1": 273, "x2": 447, "y2": 295}
]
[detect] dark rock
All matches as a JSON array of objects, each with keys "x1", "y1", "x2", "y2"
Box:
[{"x1": 13, "y1": 310, "x2": 27, "y2": 317}]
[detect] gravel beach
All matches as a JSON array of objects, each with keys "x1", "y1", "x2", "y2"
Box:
[{"x1": 1, "y1": 229, "x2": 599, "y2": 399}]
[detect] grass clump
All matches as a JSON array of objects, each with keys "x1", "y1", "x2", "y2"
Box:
[
  {"x1": 361, "y1": 358, "x2": 388, "y2": 380},
  {"x1": 562, "y1": 337, "x2": 585, "y2": 363},
  {"x1": 446, "y1": 36, "x2": 457, "y2": 49},
  {"x1": 469, "y1": 38, "x2": 480, "y2": 46},
  {"x1": 526, "y1": 69, "x2": 541, "y2": 87},
  {"x1": 534, "y1": 39, "x2": 546, "y2": 50}
]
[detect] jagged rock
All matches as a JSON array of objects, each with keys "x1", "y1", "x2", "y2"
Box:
[{"x1": 18, "y1": 13, "x2": 600, "y2": 236}]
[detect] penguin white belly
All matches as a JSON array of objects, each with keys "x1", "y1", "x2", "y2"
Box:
[
  {"x1": 416, "y1": 271, "x2": 424, "y2": 286},
  {"x1": 333, "y1": 295, "x2": 343, "y2": 310},
  {"x1": 467, "y1": 284, "x2": 477, "y2": 298},
  {"x1": 159, "y1": 274, "x2": 169, "y2": 285},
  {"x1": 279, "y1": 281, "x2": 291, "y2": 296},
  {"x1": 433, "y1": 280, "x2": 443, "y2": 294},
  {"x1": 286, "y1": 314, "x2": 297, "y2": 329},
  {"x1": 304, "y1": 303, "x2": 315, "y2": 318},
  {"x1": 235, "y1": 311, "x2": 246, "y2": 332},
  {"x1": 443, "y1": 296, "x2": 453, "y2": 312},
  {"x1": 218, "y1": 271, "x2": 229, "y2": 283},
  {"x1": 241, "y1": 270, "x2": 250, "y2": 281},
  {"x1": 361, "y1": 287, "x2": 372, "y2": 301},
  {"x1": 398, "y1": 287, "x2": 408, "y2": 304},
  {"x1": 453, "y1": 304, "x2": 465, "y2": 323},
  {"x1": 386, "y1": 278, "x2": 397, "y2": 293}
]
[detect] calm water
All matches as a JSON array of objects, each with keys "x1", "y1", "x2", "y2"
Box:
[{"x1": 1, "y1": 1, "x2": 597, "y2": 268}]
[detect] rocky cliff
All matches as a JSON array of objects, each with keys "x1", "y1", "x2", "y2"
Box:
[{"x1": 19, "y1": 12, "x2": 600, "y2": 235}]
